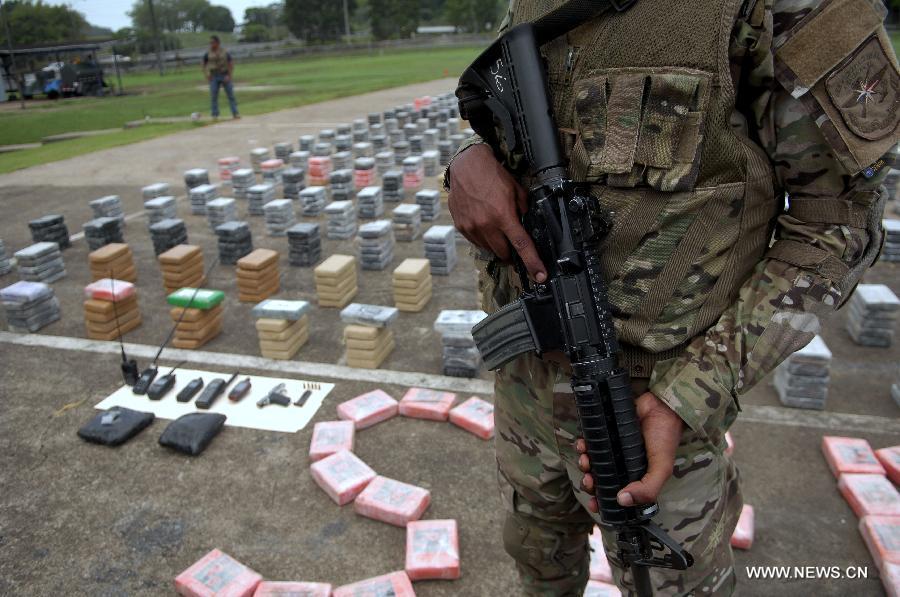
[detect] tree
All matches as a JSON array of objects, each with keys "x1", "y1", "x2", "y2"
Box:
[
  {"x1": 201, "y1": 5, "x2": 234, "y2": 32},
  {"x1": 129, "y1": 0, "x2": 233, "y2": 33},
  {"x1": 369, "y1": 0, "x2": 418, "y2": 40},
  {"x1": 284, "y1": 0, "x2": 353, "y2": 43},
  {"x1": 445, "y1": 0, "x2": 503, "y2": 33},
  {"x1": 240, "y1": 23, "x2": 270, "y2": 43},
  {"x1": 0, "y1": 0, "x2": 89, "y2": 46},
  {"x1": 244, "y1": 4, "x2": 281, "y2": 28}
]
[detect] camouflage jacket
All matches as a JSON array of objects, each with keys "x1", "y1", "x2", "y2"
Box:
[{"x1": 456, "y1": 0, "x2": 898, "y2": 443}]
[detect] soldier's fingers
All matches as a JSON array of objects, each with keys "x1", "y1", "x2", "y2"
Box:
[
  {"x1": 578, "y1": 453, "x2": 591, "y2": 473},
  {"x1": 501, "y1": 220, "x2": 547, "y2": 283},
  {"x1": 617, "y1": 458, "x2": 672, "y2": 507},
  {"x1": 587, "y1": 497, "x2": 599, "y2": 513},
  {"x1": 514, "y1": 180, "x2": 529, "y2": 214},
  {"x1": 576, "y1": 438, "x2": 587, "y2": 454},
  {"x1": 581, "y1": 473, "x2": 594, "y2": 494},
  {"x1": 484, "y1": 230, "x2": 512, "y2": 263}
]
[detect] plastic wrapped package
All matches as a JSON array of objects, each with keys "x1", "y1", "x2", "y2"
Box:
[
  {"x1": 0, "y1": 280, "x2": 54, "y2": 304},
  {"x1": 589, "y1": 527, "x2": 613, "y2": 582},
  {"x1": 77, "y1": 407, "x2": 154, "y2": 446},
  {"x1": 253, "y1": 581, "x2": 332, "y2": 596},
  {"x1": 175, "y1": 549, "x2": 262, "y2": 597},
  {"x1": 167, "y1": 288, "x2": 225, "y2": 310},
  {"x1": 332, "y1": 571, "x2": 415, "y2": 597},
  {"x1": 859, "y1": 515, "x2": 900, "y2": 572},
  {"x1": 83, "y1": 278, "x2": 136, "y2": 302},
  {"x1": 337, "y1": 389, "x2": 398, "y2": 429},
  {"x1": 584, "y1": 581, "x2": 622, "y2": 597},
  {"x1": 730, "y1": 504, "x2": 755, "y2": 550},
  {"x1": 449, "y1": 397, "x2": 494, "y2": 440},
  {"x1": 405, "y1": 519, "x2": 460, "y2": 581},
  {"x1": 354, "y1": 475, "x2": 430, "y2": 526},
  {"x1": 821, "y1": 436, "x2": 886, "y2": 478},
  {"x1": 310, "y1": 450, "x2": 376, "y2": 505},
  {"x1": 838, "y1": 474, "x2": 900, "y2": 518},
  {"x1": 309, "y1": 420, "x2": 355, "y2": 462},
  {"x1": 399, "y1": 387, "x2": 457, "y2": 421},
  {"x1": 159, "y1": 413, "x2": 227, "y2": 456},
  {"x1": 875, "y1": 446, "x2": 900, "y2": 485}
]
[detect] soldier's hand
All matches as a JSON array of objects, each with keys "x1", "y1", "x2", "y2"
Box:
[
  {"x1": 576, "y1": 391, "x2": 683, "y2": 512},
  {"x1": 448, "y1": 144, "x2": 547, "y2": 282}
]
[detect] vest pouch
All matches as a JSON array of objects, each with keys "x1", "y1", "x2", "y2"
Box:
[{"x1": 572, "y1": 68, "x2": 713, "y2": 192}]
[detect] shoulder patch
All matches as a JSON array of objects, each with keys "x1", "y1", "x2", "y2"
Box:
[
  {"x1": 773, "y1": 0, "x2": 898, "y2": 174},
  {"x1": 825, "y1": 36, "x2": 900, "y2": 141}
]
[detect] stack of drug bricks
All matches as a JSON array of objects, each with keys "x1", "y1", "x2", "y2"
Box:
[
  {"x1": 251, "y1": 299, "x2": 311, "y2": 360},
  {"x1": 773, "y1": 334, "x2": 832, "y2": 409},
  {"x1": 88, "y1": 243, "x2": 136, "y2": 282},
  {"x1": 821, "y1": 436, "x2": 900, "y2": 597},
  {"x1": 166, "y1": 288, "x2": 225, "y2": 349},
  {"x1": 83, "y1": 278, "x2": 141, "y2": 340},
  {"x1": 845, "y1": 284, "x2": 900, "y2": 348},
  {"x1": 236, "y1": 249, "x2": 280, "y2": 303},
  {"x1": 314, "y1": 254, "x2": 358, "y2": 308},
  {"x1": 158, "y1": 244, "x2": 203, "y2": 295},
  {"x1": 340, "y1": 304, "x2": 398, "y2": 369},
  {"x1": 15, "y1": 242, "x2": 67, "y2": 283},
  {"x1": 392, "y1": 258, "x2": 432, "y2": 312}
]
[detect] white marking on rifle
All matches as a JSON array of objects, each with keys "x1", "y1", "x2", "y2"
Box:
[{"x1": 491, "y1": 59, "x2": 506, "y2": 93}]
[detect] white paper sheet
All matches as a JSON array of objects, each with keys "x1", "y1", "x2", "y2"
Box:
[{"x1": 94, "y1": 368, "x2": 334, "y2": 433}]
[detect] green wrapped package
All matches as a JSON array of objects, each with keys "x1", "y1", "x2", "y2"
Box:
[{"x1": 166, "y1": 288, "x2": 225, "y2": 310}]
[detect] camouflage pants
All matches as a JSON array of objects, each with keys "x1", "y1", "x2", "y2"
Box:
[{"x1": 494, "y1": 352, "x2": 743, "y2": 596}]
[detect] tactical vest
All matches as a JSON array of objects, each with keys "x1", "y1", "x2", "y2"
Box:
[
  {"x1": 498, "y1": 0, "x2": 778, "y2": 378},
  {"x1": 207, "y1": 47, "x2": 230, "y2": 75}
]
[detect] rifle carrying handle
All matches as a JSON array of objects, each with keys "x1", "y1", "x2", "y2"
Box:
[{"x1": 573, "y1": 369, "x2": 648, "y2": 525}]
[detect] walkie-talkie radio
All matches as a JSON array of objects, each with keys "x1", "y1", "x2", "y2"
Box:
[
  {"x1": 177, "y1": 377, "x2": 205, "y2": 403},
  {"x1": 108, "y1": 276, "x2": 138, "y2": 386},
  {"x1": 195, "y1": 373, "x2": 238, "y2": 409},
  {"x1": 147, "y1": 361, "x2": 184, "y2": 400}
]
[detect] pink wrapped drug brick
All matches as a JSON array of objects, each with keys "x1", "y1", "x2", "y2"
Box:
[
  {"x1": 885, "y1": 562, "x2": 900, "y2": 597},
  {"x1": 337, "y1": 389, "x2": 398, "y2": 429},
  {"x1": 838, "y1": 473, "x2": 900, "y2": 518},
  {"x1": 876, "y1": 446, "x2": 900, "y2": 485},
  {"x1": 309, "y1": 420, "x2": 355, "y2": 462},
  {"x1": 449, "y1": 397, "x2": 494, "y2": 440},
  {"x1": 175, "y1": 549, "x2": 262, "y2": 597},
  {"x1": 253, "y1": 581, "x2": 332, "y2": 596},
  {"x1": 725, "y1": 431, "x2": 734, "y2": 456},
  {"x1": 354, "y1": 475, "x2": 430, "y2": 527},
  {"x1": 730, "y1": 504, "x2": 755, "y2": 550},
  {"x1": 310, "y1": 450, "x2": 376, "y2": 506},
  {"x1": 589, "y1": 526, "x2": 613, "y2": 582},
  {"x1": 859, "y1": 515, "x2": 900, "y2": 572},
  {"x1": 84, "y1": 278, "x2": 136, "y2": 302},
  {"x1": 399, "y1": 387, "x2": 457, "y2": 421},
  {"x1": 332, "y1": 571, "x2": 415, "y2": 597},
  {"x1": 405, "y1": 519, "x2": 460, "y2": 581},
  {"x1": 821, "y1": 436, "x2": 885, "y2": 478},
  {"x1": 584, "y1": 581, "x2": 622, "y2": 597}
]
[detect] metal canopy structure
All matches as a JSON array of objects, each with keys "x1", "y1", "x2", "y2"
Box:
[{"x1": 0, "y1": 39, "x2": 126, "y2": 100}]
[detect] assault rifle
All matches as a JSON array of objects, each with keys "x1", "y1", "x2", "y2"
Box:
[{"x1": 455, "y1": 4, "x2": 693, "y2": 595}]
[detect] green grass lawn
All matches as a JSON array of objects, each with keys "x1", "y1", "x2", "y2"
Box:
[{"x1": 0, "y1": 45, "x2": 479, "y2": 173}]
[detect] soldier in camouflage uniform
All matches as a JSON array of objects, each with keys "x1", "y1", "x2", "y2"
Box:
[{"x1": 447, "y1": 0, "x2": 898, "y2": 595}]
